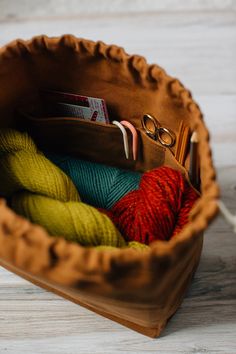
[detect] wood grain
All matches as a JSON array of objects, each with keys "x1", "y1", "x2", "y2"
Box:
[{"x1": 0, "y1": 3, "x2": 236, "y2": 353}]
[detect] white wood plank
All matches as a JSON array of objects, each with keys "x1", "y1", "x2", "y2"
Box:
[{"x1": 196, "y1": 94, "x2": 236, "y2": 168}]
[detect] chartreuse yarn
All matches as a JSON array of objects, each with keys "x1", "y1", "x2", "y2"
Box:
[
  {"x1": 45, "y1": 153, "x2": 142, "y2": 209},
  {"x1": 0, "y1": 129, "x2": 79, "y2": 201},
  {"x1": 11, "y1": 193, "x2": 125, "y2": 246},
  {"x1": 0, "y1": 129, "x2": 148, "y2": 249}
]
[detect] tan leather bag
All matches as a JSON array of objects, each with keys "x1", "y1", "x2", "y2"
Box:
[{"x1": 0, "y1": 35, "x2": 219, "y2": 337}]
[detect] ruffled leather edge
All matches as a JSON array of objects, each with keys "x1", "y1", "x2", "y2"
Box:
[{"x1": 0, "y1": 35, "x2": 219, "y2": 291}]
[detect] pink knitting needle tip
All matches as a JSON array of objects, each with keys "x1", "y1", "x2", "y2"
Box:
[{"x1": 120, "y1": 120, "x2": 138, "y2": 161}]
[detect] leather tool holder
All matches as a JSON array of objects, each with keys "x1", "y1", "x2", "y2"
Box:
[{"x1": 0, "y1": 35, "x2": 219, "y2": 337}]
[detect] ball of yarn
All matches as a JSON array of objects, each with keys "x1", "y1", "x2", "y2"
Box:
[
  {"x1": 12, "y1": 192, "x2": 126, "y2": 247},
  {"x1": 0, "y1": 129, "x2": 127, "y2": 248},
  {"x1": 46, "y1": 153, "x2": 142, "y2": 209},
  {"x1": 0, "y1": 130, "x2": 79, "y2": 202},
  {"x1": 104, "y1": 166, "x2": 199, "y2": 244}
]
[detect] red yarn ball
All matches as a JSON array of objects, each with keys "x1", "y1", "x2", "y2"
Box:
[{"x1": 102, "y1": 166, "x2": 198, "y2": 245}]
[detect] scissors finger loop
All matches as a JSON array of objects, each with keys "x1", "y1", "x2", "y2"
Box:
[
  {"x1": 157, "y1": 127, "x2": 176, "y2": 147},
  {"x1": 142, "y1": 114, "x2": 159, "y2": 139}
]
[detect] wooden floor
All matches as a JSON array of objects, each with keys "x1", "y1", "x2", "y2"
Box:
[{"x1": 0, "y1": 1, "x2": 236, "y2": 353}]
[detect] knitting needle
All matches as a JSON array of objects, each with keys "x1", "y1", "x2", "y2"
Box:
[
  {"x1": 120, "y1": 120, "x2": 138, "y2": 161},
  {"x1": 112, "y1": 120, "x2": 129, "y2": 159},
  {"x1": 179, "y1": 125, "x2": 190, "y2": 166},
  {"x1": 189, "y1": 131, "x2": 199, "y2": 188},
  {"x1": 175, "y1": 120, "x2": 184, "y2": 163}
]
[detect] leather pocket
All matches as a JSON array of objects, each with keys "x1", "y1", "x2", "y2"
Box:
[{"x1": 18, "y1": 107, "x2": 168, "y2": 172}]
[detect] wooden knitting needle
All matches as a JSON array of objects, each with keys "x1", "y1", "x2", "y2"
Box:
[
  {"x1": 189, "y1": 131, "x2": 199, "y2": 188},
  {"x1": 175, "y1": 121, "x2": 190, "y2": 166},
  {"x1": 179, "y1": 125, "x2": 190, "y2": 166},
  {"x1": 175, "y1": 120, "x2": 184, "y2": 163}
]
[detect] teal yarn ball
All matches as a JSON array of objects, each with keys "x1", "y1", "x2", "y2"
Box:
[{"x1": 46, "y1": 153, "x2": 142, "y2": 209}]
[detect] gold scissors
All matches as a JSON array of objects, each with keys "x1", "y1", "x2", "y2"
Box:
[{"x1": 141, "y1": 114, "x2": 176, "y2": 147}]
